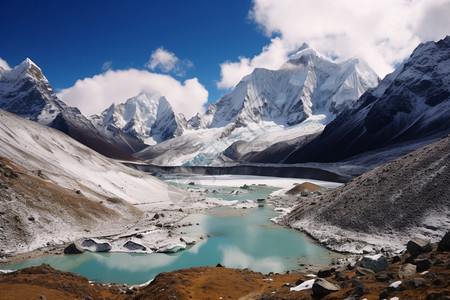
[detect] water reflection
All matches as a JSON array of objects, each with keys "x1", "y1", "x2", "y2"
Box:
[{"x1": 219, "y1": 244, "x2": 285, "y2": 273}]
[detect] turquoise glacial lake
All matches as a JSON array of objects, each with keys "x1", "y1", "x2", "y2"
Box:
[{"x1": 2, "y1": 179, "x2": 336, "y2": 285}]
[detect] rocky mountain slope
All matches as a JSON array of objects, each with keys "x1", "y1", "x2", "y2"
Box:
[
  {"x1": 283, "y1": 134, "x2": 450, "y2": 253},
  {"x1": 284, "y1": 36, "x2": 450, "y2": 164},
  {"x1": 0, "y1": 109, "x2": 189, "y2": 257},
  {"x1": 92, "y1": 92, "x2": 188, "y2": 145},
  {"x1": 136, "y1": 44, "x2": 379, "y2": 165},
  {"x1": 0, "y1": 59, "x2": 145, "y2": 159}
]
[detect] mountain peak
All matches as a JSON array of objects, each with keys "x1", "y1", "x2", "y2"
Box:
[
  {"x1": 2, "y1": 57, "x2": 45, "y2": 82},
  {"x1": 297, "y1": 42, "x2": 311, "y2": 52},
  {"x1": 287, "y1": 44, "x2": 330, "y2": 65}
]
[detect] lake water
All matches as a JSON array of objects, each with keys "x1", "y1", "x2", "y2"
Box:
[{"x1": 2, "y1": 177, "x2": 337, "y2": 285}]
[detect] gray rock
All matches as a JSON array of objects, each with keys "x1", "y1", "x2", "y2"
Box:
[
  {"x1": 351, "y1": 279, "x2": 364, "y2": 289},
  {"x1": 312, "y1": 278, "x2": 340, "y2": 296},
  {"x1": 398, "y1": 263, "x2": 417, "y2": 279},
  {"x1": 375, "y1": 274, "x2": 391, "y2": 282},
  {"x1": 437, "y1": 231, "x2": 450, "y2": 252},
  {"x1": 123, "y1": 241, "x2": 146, "y2": 251},
  {"x1": 434, "y1": 258, "x2": 445, "y2": 265},
  {"x1": 407, "y1": 237, "x2": 432, "y2": 257},
  {"x1": 317, "y1": 269, "x2": 333, "y2": 278},
  {"x1": 410, "y1": 277, "x2": 425, "y2": 288},
  {"x1": 63, "y1": 242, "x2": 85, "y2": 254},
  {"x1": 360, "y1": 254, "x2": 389, "y2": 272},
  {"x1": 412, "y1": 257, "x2": 431, "y2": 272},
  {"x1": 355, "y1": 267, "x2": 375, "y2": 276},
  {"x1": 81, "y1": 239, "x2": 112, "y2": 252}
]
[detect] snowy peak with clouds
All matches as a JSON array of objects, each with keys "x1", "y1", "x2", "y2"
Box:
[
  {"x1": 0, "y1": 58, "x2": 66, "y2": 125},
  {"x1": 285, "y1": 36, "x2": 450, "y2": 163},
  {"x1": 209, "y1": 43, "x2": 379, "y2": 128},
  {"x1": 0, "y1": 58, "x2": 146, "y2": 159},
  {"x1": 92, "y1": 92, "x2": 187, "y2": 144}
]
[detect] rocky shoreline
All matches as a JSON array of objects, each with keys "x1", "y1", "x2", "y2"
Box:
[{"x1": 0, "y1": 232, "x2": 448, "y2": 299}]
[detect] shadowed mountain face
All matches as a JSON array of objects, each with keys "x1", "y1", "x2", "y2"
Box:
[
  {"x1": 0, "y1": 59, "x2": 145, "y2": 160},
  {"x1": 284, "y1": 36, "x2": 450, "y2": 164}
]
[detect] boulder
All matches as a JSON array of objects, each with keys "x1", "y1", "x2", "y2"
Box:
[
  {"x1": 437, "y1": 231, "x2": 450, "y2": 252},
  {"x1": 81, "y1": 239, "x2": 112, "y2": 252},
  {"x1": 355, "y1": 267, "x2": 375, "y2": 276},
  {"x1": 407, "y1": 237, "x2": 432, "y2": 257},
  {"x1": 123, "y1": 241, "x2": 146, "y2": 251},
  {"x1": 409, "y1": 277, "x2": 425, "y2": 288},
  {"x1": 412, "y1": 257, "x2": 431, "y2": 272},
  {"x1": 317, "y1": 269, "x2": 333, "y2": 278},
  {"x1": 398, "y1": 263, "x2": 417, "y2": 279},
  {"x1": 312, "y1": 278, "x2": 340, "y2": 296},
  {"x1": 63, "y1": 242, "x2": 85, "y2": 254},
  {"x1": 360, "y1": 254, "x2": 389, "y2": 272}
]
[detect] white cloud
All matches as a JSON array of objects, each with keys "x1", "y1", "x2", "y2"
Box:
[
  {"x1": 57, "y1": 69, "x2": 208, "y2": 119},
  {"x1": 217, "y1": 37, "x2": 289, "y2": 89},
  {"x1": 218, "y1": 0, "x2": 450, "y2": 89},
  {"x1": 146, "y1": 47, "x2": 193, "y2": 76},
  {"x1": 0, "y1": 57, "x2": 11, "y2": 70}
]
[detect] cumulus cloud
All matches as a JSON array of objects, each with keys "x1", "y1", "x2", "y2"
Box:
[
  {"x1": 218, "y1": 0, "x2": 450, "y2": 89},
  {"x1": 217, "y1": 37, "x2": 289, "y2": 89},
  {"x1": 57, "y1": 69, "x2": 208, "y2": 119},
  {"x1": 146, "y1": 47, "x2": 193, "y2": 76},
  {"x1": 0, "y1": 57, "x2": 11, "y2": 70}
]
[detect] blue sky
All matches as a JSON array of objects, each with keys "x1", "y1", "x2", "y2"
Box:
[
  {"x1": 1, "y1": 0, "x2": 268, "y2": 104},
  {"x1": 1, "y1": 0, "x2": 449, "y2": 118}
]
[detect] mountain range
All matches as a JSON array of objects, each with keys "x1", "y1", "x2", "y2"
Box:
[
  {"x1": 0, "y1": 59, "x2": 146, "y2": 160},
  {"x1": 1, "y1": 37, "x2": 449, "y2": 171}
]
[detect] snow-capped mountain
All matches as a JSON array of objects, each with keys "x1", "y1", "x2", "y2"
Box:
[
  {"x1": 285, "y1": 36, "x2": 450, "y2": 164},
  {"x1": 136, "y1": 44, "x2": 379, "y2": 165},
  {"x1": 208, "y1": 43, "x2": 379, "y2": 129},
  {"x1": 0, "y1": 58, "x2": 146, "y2": 159},
  {"x1": 92, "y1": 92, "x2": 187, "y2": 145},
  {"x1": 0, "y1": 58, "x2": 65, "y2": 125}
]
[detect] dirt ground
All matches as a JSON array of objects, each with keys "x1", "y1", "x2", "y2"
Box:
[{"x1": 0, "y1": 246, "x2": 448, "y2": 300}]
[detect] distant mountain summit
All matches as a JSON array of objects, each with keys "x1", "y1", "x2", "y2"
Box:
[
  {"x1": 207, "y1": 43, "x2": 379, "y2": 129},
  {"x1": 0, "y1": 58, "x2": 145, "y2": 159},
  {"x1": 285, "y1": 36, "x2": 450, "y2": 163},
  {"x1": 92, "y1": 92, "x2": 187, "y2": 145}
]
